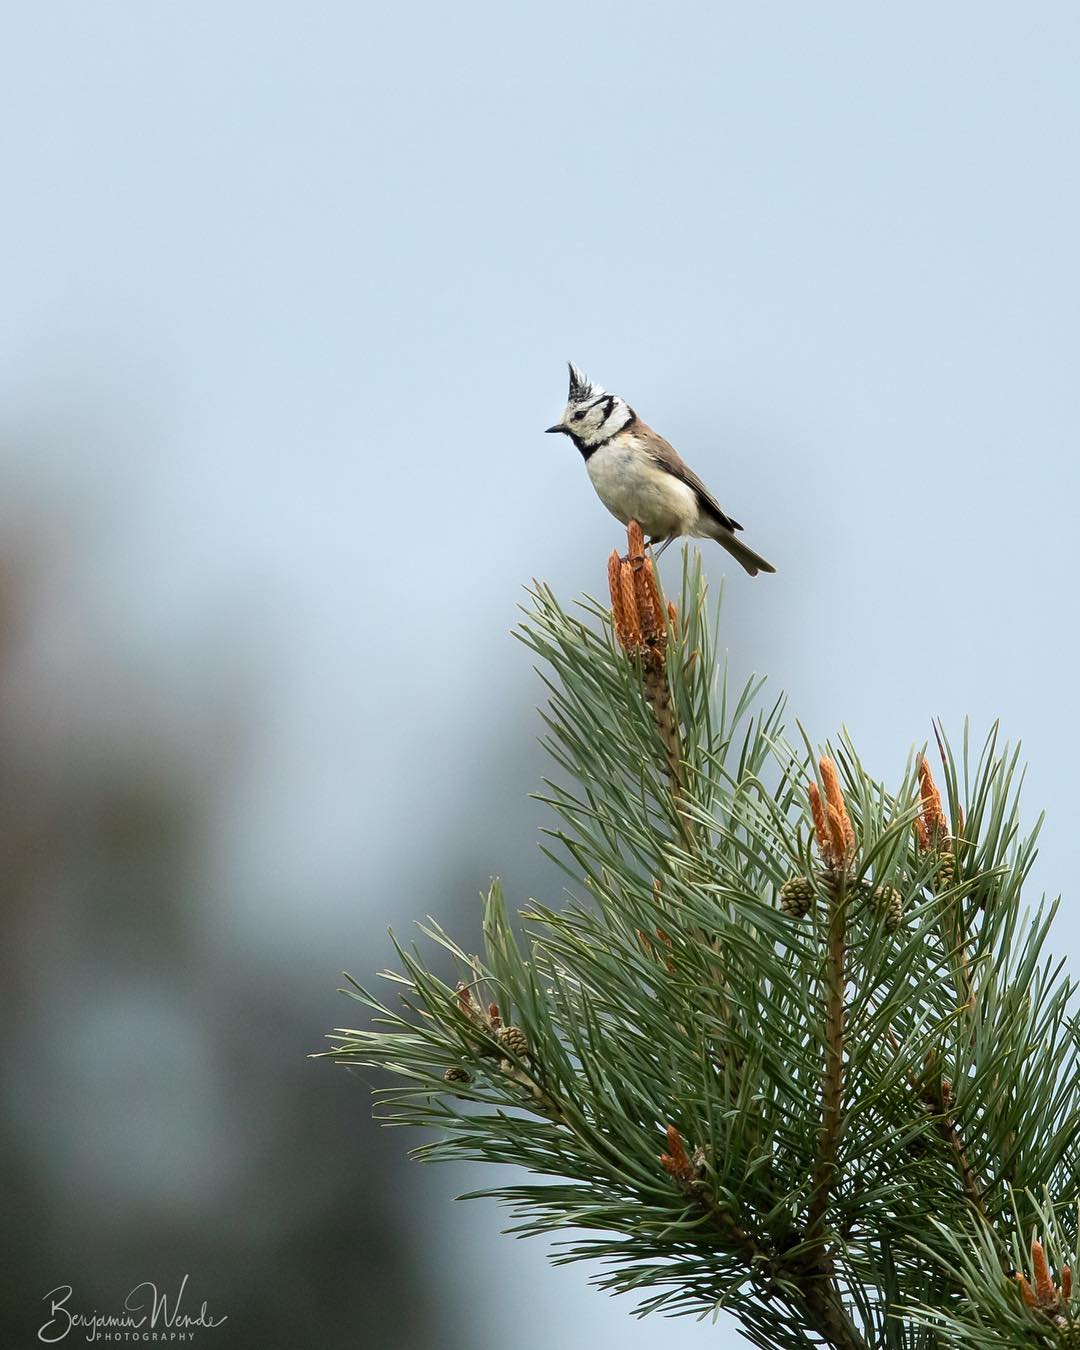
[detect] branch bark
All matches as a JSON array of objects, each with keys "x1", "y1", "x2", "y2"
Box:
[
  {"x1": 800, "y1": 873, "x2": 864, "y2": 1350},
  {"x1": 807, "y1": 873, "x2": 848, "y2": 1242}
]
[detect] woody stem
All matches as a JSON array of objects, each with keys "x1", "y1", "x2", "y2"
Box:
[{"x1": 807, "y1": 872, "x2": 848, "y2": 1243}]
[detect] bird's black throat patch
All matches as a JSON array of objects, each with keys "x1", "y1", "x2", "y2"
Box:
[{"x1": 564, "y1": 429, "x2": 594, "y2": 460}]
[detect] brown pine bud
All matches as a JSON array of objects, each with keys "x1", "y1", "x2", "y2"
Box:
[
  {"x1": 827, "y1": 803, "x2": 849, "y2": 873},
  {"x1": 659, "y1": 1124, "x2": 696, "y2": 1184},
  {"x1": 820, "y1": 758, "x2": 855, "y2": 860},
  {"x1": 443, "y1": 1066, "x2": 472, "y2": 1084},
  {"x1": 1033, "y1": 1238, "x2": 1056, "y2": 1305},
  {"x1": 809, "y1": 783, "x2": 831, "y2": 863},
  {"x1": 608, "y1": 551, "x2": 631, "y2": 650},
  {"x1": 620, "y1": 558, "x2": 643, "y2": 654},
  {"x1": 633, "y1": 555, "x2": 666, "y2": 656},
  {"x1": 609, "y1": 524, "x2": 669, "y2": 666},
  {"x1": 918, "y1": 756, "x2": 949, "y2": 850}
]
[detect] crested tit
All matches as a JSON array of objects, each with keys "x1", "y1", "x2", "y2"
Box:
[{"x1": 546, "y1": 363, "x2": 775, "y2": 576}]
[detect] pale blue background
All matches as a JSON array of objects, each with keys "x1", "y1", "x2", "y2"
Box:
[{"x1": 2, "y1": 4, "x2": 1078, "y2": 1346}]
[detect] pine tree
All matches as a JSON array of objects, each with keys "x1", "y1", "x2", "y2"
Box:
[{"x1": 322, "y1": 522, "x2": 1080, "y2": 1348}]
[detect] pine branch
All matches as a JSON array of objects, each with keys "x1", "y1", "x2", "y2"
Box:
[
  {"x1": 795, "y1": 765, "x2": 867, "y2": 1350},
  {"x1": 807, "y1": 871, "x2": 850, "y2": 1245},
  {"x1": 321, "y1": 524, "x2": 1080, "y2": 1349},
  {"x1": 800, "y1": 1277, "x2": 870, "y2": 1350}
]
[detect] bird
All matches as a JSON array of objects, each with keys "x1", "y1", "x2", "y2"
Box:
[{"x1": 545, "y1": 362, "x2": 776, "y2": 576}]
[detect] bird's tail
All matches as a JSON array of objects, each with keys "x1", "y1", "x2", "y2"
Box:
[{"x1": 707, "y1": 524, "x2": 776, "y2": 577}]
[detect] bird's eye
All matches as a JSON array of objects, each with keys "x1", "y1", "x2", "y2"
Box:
[{"x1": 572, "y1": 411, "x2": 586, "y2": 421}]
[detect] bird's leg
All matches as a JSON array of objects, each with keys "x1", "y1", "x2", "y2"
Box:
[{"x1": 650, "y1": 536, "x2": 675, "y2": 559}]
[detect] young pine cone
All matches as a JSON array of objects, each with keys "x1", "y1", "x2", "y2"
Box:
[
  {"x1": 934, "y1": 851, "x2": 956, "y2": 891},
  {"x1": 779, "y1": 875, "x2": 816, "y2": 919},
  {"x1": 874, "y1": 885, "x2": 904, "y2": 933},
  {"x1": 443, "y1": 1065, "x2": 472, "y2": 1084},
  {"x1": 496, "y1": 1025, "x2": 530, "y2": 1058}
]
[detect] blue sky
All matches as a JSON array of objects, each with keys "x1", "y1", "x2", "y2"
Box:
[{"x1": 3, "y1": 5, "x2": 1079, "y2": 1346}]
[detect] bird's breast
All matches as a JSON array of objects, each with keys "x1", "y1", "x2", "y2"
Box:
[{"x1": 585, "y1": 439, "x2": 697, "y2": 536}]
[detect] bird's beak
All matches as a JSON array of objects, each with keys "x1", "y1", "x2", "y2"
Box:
[{"x1": 545, "y1": 423, "x2": 566, "y2": 435}]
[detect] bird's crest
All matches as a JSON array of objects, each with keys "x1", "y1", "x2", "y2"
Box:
[{"x1": 567, "y1": 361, "x2": 602, "y2": 404}]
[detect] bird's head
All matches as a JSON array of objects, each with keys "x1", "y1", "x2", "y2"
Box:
[{"x1": 545, "y1": 362, "x2": 634, "y2": 452}]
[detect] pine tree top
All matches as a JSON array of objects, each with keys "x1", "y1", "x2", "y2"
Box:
[{"x1": 320, "y1": 525, "x2": 1080, "y2": 1350}]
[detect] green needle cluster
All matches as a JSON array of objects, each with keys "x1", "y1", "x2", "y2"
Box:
[{"x1": 321, "y1": 533, "x2": 1080, "y2": 1350}]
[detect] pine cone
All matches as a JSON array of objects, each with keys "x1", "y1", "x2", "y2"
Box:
[
  {"x1": 497, "y1": 1025, "x2": 530, "y2": 1058},
  {"x1": 779, "y1": 875, "x2": 815, "y2": 919},
  {"x1": 443, "y1": 1065, "x2": 472, "y2": 1084},
  {"x1": 874, "y1": 885, "x2": 904, "y2": 933},
  {"x1": 934, "y1": 851, "x2": 956, "y2": 890}
]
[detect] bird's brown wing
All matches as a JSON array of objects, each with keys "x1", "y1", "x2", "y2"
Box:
[{"x1": 639, "y1": 423, "x2": 743, "y2": 532}]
